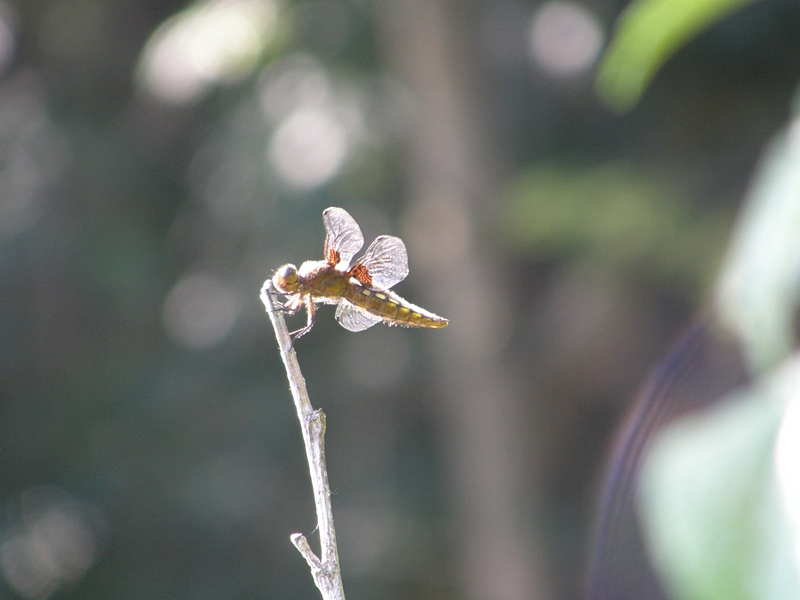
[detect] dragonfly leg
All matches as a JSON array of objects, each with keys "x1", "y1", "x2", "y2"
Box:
[
  {"x1": 268, "y1": 285, "x2": 302, "y2": 316},
  {"x1": 273, "y1": 302, "x2": 299, "y2": 316},
  {"x1": 288, "y1": 298, "x2": 316, "y2": 345}
]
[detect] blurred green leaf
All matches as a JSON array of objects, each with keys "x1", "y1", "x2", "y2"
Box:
[
  {"x1": 596, "y1": 0, "x2": 760, "y2": 111},
  {"x1": 499, "y1": 163, "x2": 731, "y2": 298},
  {"x1": 716, "y1": 127, "x2": 800, "y2": 374},
  {"x1": 638, "y1": 354, "x2": 800, "y2": 600}
]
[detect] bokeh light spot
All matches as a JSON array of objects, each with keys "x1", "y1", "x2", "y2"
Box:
[
  {"x1": 138, "y1": 0, "x2": 278, "y2": 104},
  {"x1": 162, "y1": 271, "x2": 241, "y2": 349},
  {"x1": 258, "y1": 54, "x2": 330, "y2": 124},
  {"x1": 0, "y1": 488, "x2": 104, "y2": 600},
  {"x1": 267, "y1": 107, "x2": 348, "y2": 189},
  {"x1": 529, "y1": 1, "x2": 604, "y2": 76}
]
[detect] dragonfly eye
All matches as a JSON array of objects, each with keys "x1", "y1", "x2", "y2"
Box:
[{"x1": 273, "y1": 264, "x2": 299, "y2": 293}]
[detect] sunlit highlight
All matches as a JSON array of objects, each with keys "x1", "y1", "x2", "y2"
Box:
[
  {"x1": 138, "y1": 0, "x2": 278, "y2": 104},
  {"x1": 267, "y1": 106, "x2": 348, "y2": 189},
  {"x1": 775, "y1": 382, "x2": 800, "y2": 571},
  {"x1": 162, "y1": 271, "x2": 242, "y2": 349},
  {"x1": 529, "y1": 1, "x2": 604, "y2": 76}
]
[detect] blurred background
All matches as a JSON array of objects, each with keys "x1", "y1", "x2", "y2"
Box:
[{"x1": 1, "y1": 0, "x2": 800, "y2": 599}]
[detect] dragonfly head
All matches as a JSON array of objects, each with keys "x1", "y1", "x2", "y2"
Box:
[{"x1": 273, "y1": 264, "x2": 299, "y2": 294}]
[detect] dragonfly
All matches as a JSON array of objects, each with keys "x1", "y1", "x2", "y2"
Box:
[{"x1": 271, "y1": 207, "x2": 448, "y2": 340}]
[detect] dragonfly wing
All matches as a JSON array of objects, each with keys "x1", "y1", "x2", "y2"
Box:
[
  {"x1": 323, "y1": 207, "x2": 364, "y2": 269},
  {"x1": 335, "y1": 300, "x2": 382, "y2": 332},
  {"x1": 352, "y1": 235, "x2": 409, "y2": 290}
]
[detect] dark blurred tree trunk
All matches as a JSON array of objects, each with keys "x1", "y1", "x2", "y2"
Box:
[{"x1": 375, "y1": 2, "x2": 547, "y2": 599}]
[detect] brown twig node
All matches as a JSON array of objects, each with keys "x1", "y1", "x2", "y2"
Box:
[{"x1": 260, "y1": 280, "x2": 346, "y2": 600}]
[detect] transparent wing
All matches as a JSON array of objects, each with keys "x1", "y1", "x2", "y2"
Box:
[
  {"x1": 335, "y1": 299, "x2": 382, "y2": 332},
  {"x1": 353, "y1": 235, "x2": 409, "y2": 290},
  {"x1": 323, "y1": 207, "x2": 364, "y2": 269}
]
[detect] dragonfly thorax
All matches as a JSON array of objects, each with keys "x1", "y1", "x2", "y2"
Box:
[{"x1": 273, "y1": 264, "x2": 299, "y2": 294}]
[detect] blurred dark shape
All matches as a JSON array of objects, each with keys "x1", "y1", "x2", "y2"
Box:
[
  {"x1": 585, "y1": 317, "x2": 749, "y2": 599},
  {"x1": 339, "y1": 324, "x2": 412, "y2": 391},
  {"x1": 479, "y1": 0, "x2": 530, "y2": 70},
  {"x1": 546, "y1": 267, "x2": 658, "y2": 384},
  {"x1": 0, "y1": 1, "x2": 15, "y2": 74},
  {"x1": 377, "y1": 2, "x2": 545, "y2": 598},
  {"x1": 292, "y1": 0, "x2": 351, "y2": 59},
  {"x1": 174, "y1": 447, "x2": 278, "y2": 525}
]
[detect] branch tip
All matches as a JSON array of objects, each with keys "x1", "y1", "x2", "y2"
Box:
[{"x1": 263, "y1": 278, "x2": 346, "y2": 600}]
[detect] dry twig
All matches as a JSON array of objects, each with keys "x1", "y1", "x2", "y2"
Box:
[{"x1": 260, "y1": 280, "x2": 346, "y2": 600}]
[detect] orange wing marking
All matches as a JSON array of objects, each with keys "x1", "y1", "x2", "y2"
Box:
[
  {"x1": 327, "y1": 248, "x2": 341, "y2": 267},
  {"x1": 352, "y1": 235, "x2": 408, "y2": 290},
  {"x1": 322, "y1": 207, "x2": 364, "y2": 269},
  {"x1": 348, "y1": 263, "x2": 373, "y2": 286}
]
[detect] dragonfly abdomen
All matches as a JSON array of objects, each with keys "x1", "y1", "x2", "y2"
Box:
[{"x1": 345, "y1": 285, "x2": 448, "y2": 329}]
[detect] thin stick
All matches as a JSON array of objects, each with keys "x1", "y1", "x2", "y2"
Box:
[{"x1": 260, "y1": 280, "x2": 346, "y2": 600}]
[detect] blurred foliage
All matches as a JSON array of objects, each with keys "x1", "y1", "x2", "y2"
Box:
[
  {"x1": 499, "y1": 163, "x2": 732, "y2": 300},
  {"x1": 639, "y1": 354, "x2": 800, "y2": 600},
  {"x1": 716, "y1": 129, "x2": 800, "y2": 373},
  {"x1": 617, "y1": 0, "x2": 800, "y2": 595},
  {"x1": 636, "y1": 122, "x2": 800, "y2": 599},
  {"x1": 596, "y1": 0, "x2": 760, "y2": 110}
]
